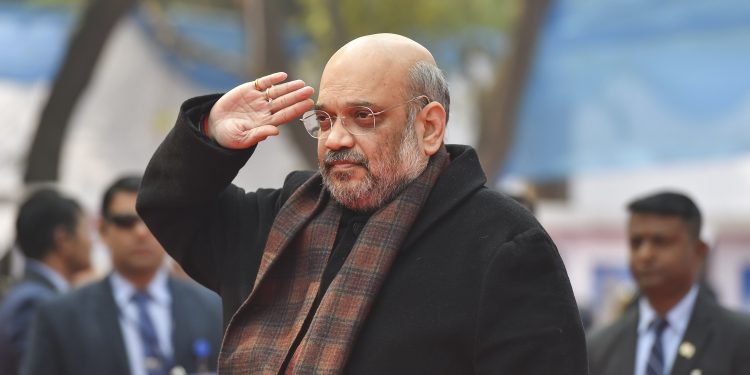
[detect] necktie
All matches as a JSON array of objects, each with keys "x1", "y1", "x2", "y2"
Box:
[
  {"x1": 645, "y1": 317, "x2": 669, "y2": 375},
  {"x1": 132, "y1": 291, "x2": 168, "y2": 375}
]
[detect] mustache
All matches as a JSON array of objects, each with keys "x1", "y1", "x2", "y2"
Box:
[{"x1": 324, "y1": 149, "x2": 369, "y2": 169}]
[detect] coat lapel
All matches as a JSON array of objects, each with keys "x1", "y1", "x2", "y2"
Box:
[
  {"x1": 669, "y1": 289, "x2": 715, "y2": 375},
  {"x1": 96, "y1": 277, "x2": 131, "y2": 375},
  {"x1": 169, "y1": 278, "x2": 194, "y2": 372},
  {"x1": 611, "y1": 307, "x2": 638, "y2": 375}
]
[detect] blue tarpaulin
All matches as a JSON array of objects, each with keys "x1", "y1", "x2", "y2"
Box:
[
  {"x1": 0, "y1": 3, "x2": 246, "y2": 90},
  {"x1": 0, "y1": 4, "x2": 73, "y2": 82},
  {"x1": 502, "y1": 0, "x2": 750, "y2": 181}
]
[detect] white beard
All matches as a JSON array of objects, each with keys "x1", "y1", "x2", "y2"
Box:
[{"x1": 321, "y1": 122, "x2": 427, "y2": 212}]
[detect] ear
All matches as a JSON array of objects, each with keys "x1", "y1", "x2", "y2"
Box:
[
  {"x1": 53, "y1": 226, "x2": 72, "y2": 252},
  {"x1": 416, "y1": 102, "x2": 446, "y2": 156},
  {"x1": 52, "y1": 226, "x2": 70, "y2": 247},
  {"x1": 696, "y1": 239, "x2": 709, "y2": 260}
]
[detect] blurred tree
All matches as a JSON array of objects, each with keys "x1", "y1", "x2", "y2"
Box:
[
  {"x1": 477, "y1": 0, "x2": 550, "y2": 186},
  {"x1": 296, "y1": 0, "x2": 544, "y2": 185},
  {"x1": 140, "y1": 0, "x2": 317, "y2": 166},
  {"x1": 28, "y1": 0, "x2": 87, "y2": 5},
  {"x1": 23, "y1": 0, "x2": 542, "y2": 184},
  {"x1": 244, "y1": 0, "x2": 318, "y2": 166},
  {"x1": 145, "y1": 0, "x2": 521, "y2": 170},
  {"x1": 296, "y1": 0, "x2": 517, "y2": 63},
  {"x1": 24, "y1": 0, "x2": 319, "y2": 181},
  {"x1": 24, "y1": 0, "x2": 138, "y2": 183}
]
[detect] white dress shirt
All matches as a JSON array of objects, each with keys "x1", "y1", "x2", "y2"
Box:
[
  {"x1": 635, "y1": 285, "x2": 698, "y2": 375},
  {"x1": 110, "y1": 268, "x2": 173, "y2": 375}
]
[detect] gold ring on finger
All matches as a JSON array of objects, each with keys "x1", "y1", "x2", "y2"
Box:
[
  {"x1": 254, "y1": 79, "x2": 262, "y2": 91},
  {"x1": 264, "y1": 89, "x2": 272, "y2": 102}
]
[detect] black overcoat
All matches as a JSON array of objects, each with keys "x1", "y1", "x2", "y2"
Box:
[{"x1": 137, "y1": 95, "x2": 588, "y2": 374}]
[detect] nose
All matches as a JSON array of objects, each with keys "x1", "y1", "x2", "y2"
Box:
[
  {"x1": 133, "y1": 220, "x2": 150, "y2": 237},
  {"x1": 633, "y1": 241, "x2": 656, "y2": 262},
  {"x1": 323, "y1": 117, "x2": 355, "y2": 150}
]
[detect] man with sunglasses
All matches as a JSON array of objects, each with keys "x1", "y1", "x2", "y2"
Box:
[
  {"x1": 0, "y1": 188, "x2": 91, "y2": 375},
  {"x1": 137, "y1": 33, "x2": 587, "y2": 374},
  {"x1": 23, "y1": 176, "x2": 223, "y2": 375}
]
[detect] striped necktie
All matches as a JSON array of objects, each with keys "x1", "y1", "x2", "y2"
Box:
[
  {"x1": 645, "y1": 317, "x2": 669, "y2": 375},
  {"x1": 132, "y1": 291, "x2": 168, "y2": 375}
]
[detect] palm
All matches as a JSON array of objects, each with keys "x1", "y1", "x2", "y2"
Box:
[{"x1": 207, "y1": 72, "x2": 315, "y2": 149}]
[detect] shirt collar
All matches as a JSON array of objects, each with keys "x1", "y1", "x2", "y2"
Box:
[
  {"x1": 25, "y1": 258, "x2": 70, "y2": 293},
  {"x1": 638, "y1": 284, "x2": 699, "y2": 334},
  {"x1": 110, "y1": 267, "x2": 171, "y2": 309}
]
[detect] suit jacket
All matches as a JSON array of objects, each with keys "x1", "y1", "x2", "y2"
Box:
[
  {"x1": 135, "y1": 95, "x2": 588, "y2": 374},
  {"x1": 21, "y1": 275, "x2": 223, "y2": 375},
  {"x1": 587, "y1": 288, "x2": 750, "y2": 375},
  {"x1": 0, "y1": 261, "x2": 61, "y2": 375}
]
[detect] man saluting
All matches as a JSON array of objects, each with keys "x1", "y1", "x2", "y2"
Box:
[{"x1": 137, "y1": 33, "x2": 587, "y2": 374}]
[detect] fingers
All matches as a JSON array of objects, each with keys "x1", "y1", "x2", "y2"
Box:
[
  {"x1": 212, "y1": 73, "x2": 314, "y2": 149},
  {"x1": 254, "y1": 72, "x2": 288, "y2": 92},
  {"x1": 263, "y1": 79, "x2": 314, "y2": 125},
  {"x1": 270, "y1": 99, "x2": 315, "y2": 125},
  {"x1": 266, "y1": 79, "x2": 306, "y2": 101},
  {"x1": 269, "y1": 84, "x2": 314, "y2": 112}
]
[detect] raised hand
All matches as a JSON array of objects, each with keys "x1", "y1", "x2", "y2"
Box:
[{"x1": 206, "y1": 72, "x2": 315, "y2": 149}]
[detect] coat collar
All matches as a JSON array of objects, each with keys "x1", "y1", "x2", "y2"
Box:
[
  {"x1": 95, "y1": 277, "x2": 134, "y2": 375},
  {"x1": 609, "y1": 305, "x2": 639, "y2": 375},
  {"x1": 23, "y1": 258, "x2": 68, "y2": 292},
  {"x1": 402, "y1": 144, "x2": 486, "y2": 249},
  {"x1": 169, "y1": 278, "x2": 199, "y2": 371}
]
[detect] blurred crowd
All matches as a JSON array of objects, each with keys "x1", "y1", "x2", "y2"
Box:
[
  {"x1": 2, "y1": 174, "x2": 749, "y2": 375},
  {"x1": 0, "y1": 175, "x2": 222, "y2": 375}
]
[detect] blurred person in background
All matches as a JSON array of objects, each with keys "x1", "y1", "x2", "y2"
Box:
[
  {"x1": 137, "y1": 33, "x2": 587, "y2": 374},
  {"x1": 23, "y1": 175, "x2": 222, "y2": 375},
  {"x1": 0, "y1": 188, "x2": 92, "y2": 375},
  {"x1": 587, "y1": 191, "x2": 750, "y2": 375}
]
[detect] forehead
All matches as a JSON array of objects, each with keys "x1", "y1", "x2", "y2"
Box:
[
  {"x1": 317, "y1": 79, "x2": 402, "y2": 110},
  {"x1": 318, "y1": 55, "x2": 407, "y2": 109},
  {"x1": 107, "y1": 191, "x2": 137, "y2": 213},
  {"x1": 628, "y1": 213, "x2": 687, "y2": 235}
]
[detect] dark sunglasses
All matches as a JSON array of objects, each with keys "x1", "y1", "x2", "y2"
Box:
[{"x1": 106, "y1": 214, "x2": 142, "y2": 229}]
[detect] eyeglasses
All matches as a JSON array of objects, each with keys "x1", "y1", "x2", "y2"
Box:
[
  {"x1": 301, "y1": 95, "x2": 430, "y2": 139},
  {"x1": 106, "y1": 213, "x2": 143, "y2": 230}
]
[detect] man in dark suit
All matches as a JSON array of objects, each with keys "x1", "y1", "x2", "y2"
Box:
[
  {"x1": 137, "y1": 33, "x2": 587, "y2": 374},
  {"x1": 587, "y1": 191, "x2": 750, "y2": 375},
  {"x1": 0, "y1": 188, "x2": 92, "y2": 375},
  {"x1": 22, "y1": 176, "x2": 223, "y2": 375}
]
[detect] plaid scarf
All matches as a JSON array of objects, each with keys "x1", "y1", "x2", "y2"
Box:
[{"x1": 218, "y1": 147, "x2": 449, "y2": 374}]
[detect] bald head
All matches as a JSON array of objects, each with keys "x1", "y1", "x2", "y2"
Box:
[
  {"x1": 331, "y1": 33, "x2": 436, "y2": 69},
  {"x1": 319, "y1": 34, "x2": 436, "y2": 100},
  {"x1": 318, "y1": 33, "x2": 448, "y2": 123}
]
